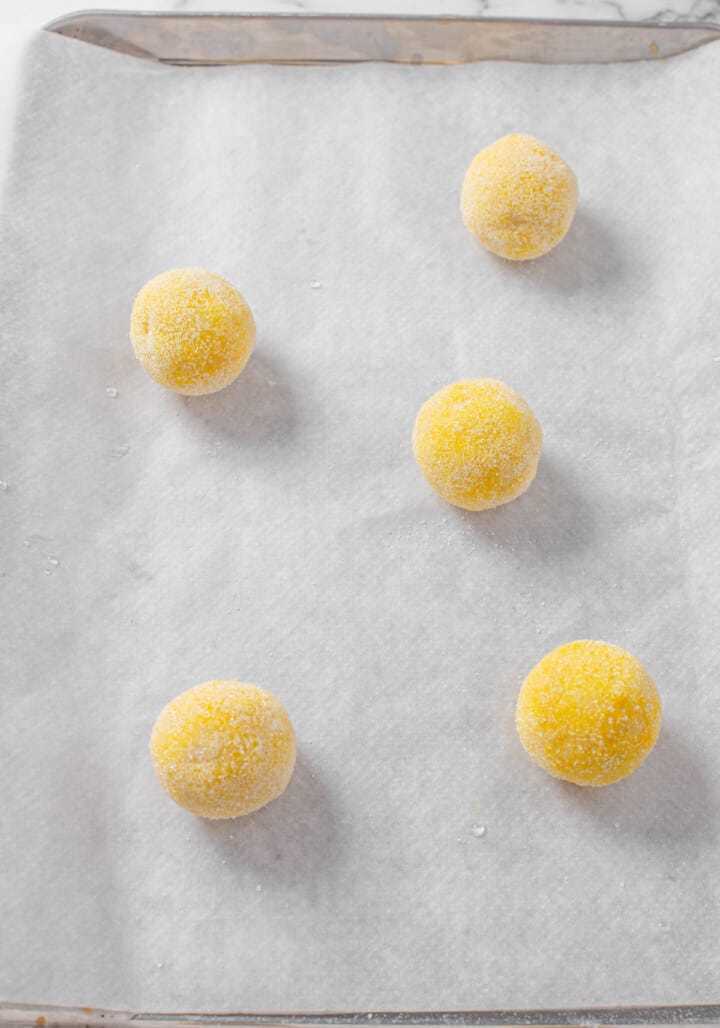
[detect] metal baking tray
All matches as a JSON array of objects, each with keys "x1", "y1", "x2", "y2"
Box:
[
  {"x1": 3, "y1": 1002, "x2": 720, "y2": 1027},
  {"x1": 44, "y1": 10, "x2": 720, "y2": 66},
  {"x1": 2, "y1": 9, "x2": 720, "y2": 1028}
]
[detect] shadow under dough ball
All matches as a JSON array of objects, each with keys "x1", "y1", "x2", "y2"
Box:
[
  {"x1": 461, "y1": 133, "x2": 578, "y2": 260},
  {"x1": 130, "y1": 267, "x2": 256, "y2": 395}
]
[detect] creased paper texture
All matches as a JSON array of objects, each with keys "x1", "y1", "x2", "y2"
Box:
[{"x1": 1, "y1": 28, "x2": 719, "y2": 1013}]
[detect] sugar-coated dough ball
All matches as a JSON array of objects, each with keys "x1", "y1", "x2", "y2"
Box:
[
  {"x1": 131, "y1": 268, "x2": 256, "y2": 395},
  {"x1": 516, "y1": 641, "x2": 662, "y2": 787},
  {"x1": 461, "y1": 134, "x2": 578, "y2": 260},
  {"x1": 412, "y1": 378, "x2": 542, "y2": 511},
  {"x1": 150, "y1": 681, "x2": 296, "y2": 819}
]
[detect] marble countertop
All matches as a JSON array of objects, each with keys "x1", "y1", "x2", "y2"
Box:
[{"x1": 3, "y1": 0, "x2": 720, "y2": 27}]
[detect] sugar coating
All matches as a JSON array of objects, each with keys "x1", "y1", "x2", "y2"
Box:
[
  {"x1": 130, "y1": 268, "x2": 256, "y2": 395},
  {"x1": 412, "y1": 378, "x2": 542, "y2": 511},
  {"x1": 516, "y1": 641, "x2": 662, "y2": 787},
  {"x1": 461, "y1": 134, "x2": 578, "y2": 260},
  {"x1": 150, "y1": 681, "x2": 296, "y2": 819}
]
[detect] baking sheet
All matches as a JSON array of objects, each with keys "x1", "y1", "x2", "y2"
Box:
[{"x1": 1, "y1": 24, "x2": 720, "y2": 1014}]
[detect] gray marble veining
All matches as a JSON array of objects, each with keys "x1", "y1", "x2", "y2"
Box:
[
  {"x1": 3, "y1": 0, "x2": 720, "y2": 30},
  {"x1": 127, "y1": 0, "x2": 720, "y2": 22},
  {"x1": 148, "y1": 0, "x2": 720, "y2": 19}
]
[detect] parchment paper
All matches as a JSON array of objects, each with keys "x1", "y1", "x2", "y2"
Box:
[{"x1": 1, "y1": 25, "x2": 720, "y2": 1013}]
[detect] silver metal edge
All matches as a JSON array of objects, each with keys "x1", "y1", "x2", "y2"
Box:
[
  {"x1": 2, "y1": 1002, "x2": 720, "y2": 1028},
  {"x1": 43, "y1": 7, "x2": 720, "y2": 29},
  {"x1": 41, "y1": 10, "x2": 720, "y2": 65}
]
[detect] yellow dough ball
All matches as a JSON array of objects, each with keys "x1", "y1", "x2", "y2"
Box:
[
  {"x1": 150, "y1": 680, "x2": 296, "y2": 819},
  {"x1": 461, "y1": 134, "x2": 578, "y2": 260},
  {"x1": 130, "y1": 268, "x2": 256, "y2": 395},
  {"x1": 412, "y1": 378, "x2": 542, "y2": 511},
  {"x1": 516, "y1": 641, "x2": 662, "y2": 787}
]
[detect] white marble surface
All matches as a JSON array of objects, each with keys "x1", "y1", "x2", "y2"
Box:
[{"x1": 1, "y1": 0, "x2": 720, "y2": 27}]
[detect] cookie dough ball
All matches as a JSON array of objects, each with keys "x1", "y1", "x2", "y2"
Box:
[
  {"x1": 461, "y1": 134, "x2": 578, "y2": 260},
  {"x1": 131, "y1": 268, "x2": 255, "y2": 395},
  {"x1": 516, "y1": 641, "x2": 662, "y2": 787},
  {"x1": 150, "y1": 681, "x2": 296, "y2": 818},
  {"x1": 412, "y1": 378, "x2": 542, "y2": 511}
]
